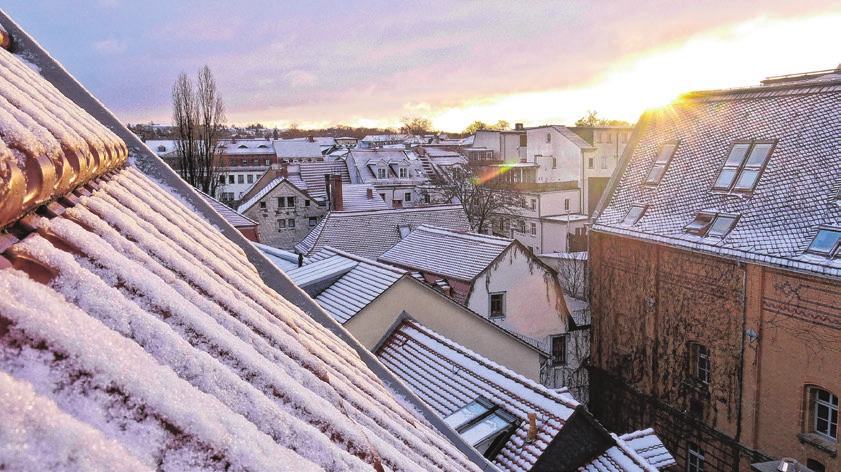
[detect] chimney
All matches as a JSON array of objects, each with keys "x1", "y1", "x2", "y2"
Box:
[
  {"x1": 526, "y1": 412, "x2": 537, "y2": 443},
  {"x1": 515, "y1": 123, "x2": 524, "y2": 131},
  {"x1": 278, "y1": 163, "x2": 288, "y2": 178},
  {"x1": 366, "y1": 188, "x2": 373, "y2": 199},
  {"x1": 308, "y1": 135, "x2": 314, "y2": 142},
  {"x1": 331, "y1": 174, "x2": 344, "y2": 211}
]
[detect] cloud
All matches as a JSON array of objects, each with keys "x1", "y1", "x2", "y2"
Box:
[{"x1": 92, "y1": 39, "x2": 127, "y2": 55}]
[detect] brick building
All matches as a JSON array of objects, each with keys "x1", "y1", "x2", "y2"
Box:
[{"x1": 589, "y1": 68, "x2": 841, "y2": 472}]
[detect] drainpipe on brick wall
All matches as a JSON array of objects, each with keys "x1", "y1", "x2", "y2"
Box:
[{"x1": 735, "y1": 261, "x2": 747, "y2": 446}]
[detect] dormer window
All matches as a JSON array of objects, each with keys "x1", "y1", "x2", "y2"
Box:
[
  {"x1": 643, "y1": 141, "x2": 679, "y2": 186},
  {"x1": 712, "y1": 139, "x2": 776, "y2": 193},
  {"x1": 805, "y1": 227, "x2": 841, "y2": 257},
  {"x1": 444, "y1": 397, "x2": 519, "y2": 459},
  {"x1": 706, "y1": 214, "x2": 739, "y2": 238},
  {"x1": 684, "y1": 212, "x2": 715, "y2": 235},
  {"x1": 399, "y1": 166, "x2": 408, "y2": 178},
  {"x1": 621, "y1": 204, "x2": 647, "y2": 226}
]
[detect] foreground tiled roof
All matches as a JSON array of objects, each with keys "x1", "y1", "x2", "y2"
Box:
[
  {"x1": 378, "y1": 225, "x2": 512, "y2": 282},
  {"x1": 0, "y1": 13, "x2": 487, "y2": 471},
  {"x1": 376, "y1": 320, "x2": 668, "y2": 472},
  {"x1": 295, "y1": 205, "x2": 471, "y2": 259},
  {"x1": 594, "y1": 70, "x2": 841, "y2": 278}
]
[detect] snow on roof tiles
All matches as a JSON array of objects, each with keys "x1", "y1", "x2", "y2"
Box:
[
  {"x1": 297, "y1": 247, "x2": 406, "y2": 324},
  {"x1": 297, "y1": 161, "x2": 351, "y2": 198},
  {"x1": 378, "y1": 225, "x2": 512, "y2": 282},
  {"x1": 0, "y1": 18, "x2": 485, "y2": 471},
  {"x1": 273, "y1": 140, "x2": 323, "y2": 158},
  {"x1": 341, "y1": 184, "x2": 390, "y2": 211},
  {"x1": 618, "y1": 429, "x2": 675, "y2": 470},
  {"x1": 236, "y1": 175, "x2": 306, "y2": 213},
  {"x1": 295, "y1": 205, "x2": 471, "y2": 259},
  {"x1": 594, "y1": 72, "x2": 841, "y2": 278},
  {"x1": 198, "y1": 189, "x2": 257, "y2": 228}
]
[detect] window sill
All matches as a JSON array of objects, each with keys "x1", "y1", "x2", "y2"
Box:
[{"x1": 797, "y1": 432, "x2": 838, "y2": 458}]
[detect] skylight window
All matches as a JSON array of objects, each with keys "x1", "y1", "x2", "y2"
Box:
[
  {"x1": 643, "y1": 141, "x2": 679, "y2": 186},
  {"x1": 685, "y1": 212, "x2": 740, "y2": 238},
  {"x1": 621, "y1": 204, "x2": 647, "y2": 226},
  {"x1": 712, "y1": 140, "x2": 776, "y2": 193},
  {"x1": 805, "y1": 227, "x2": 841, "y2": 257},
  {"x1": 444, "y1": 397, "x2": 519, "y2": 459}
]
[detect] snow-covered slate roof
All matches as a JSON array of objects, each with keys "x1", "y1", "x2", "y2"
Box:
[
  {"x1": 219, "y1": 138, "x2": 274, "y2": 155},
  {"x1": 293, "y1": 247, "x2": 408, "y2": 324},
  {"x1": 0, "y1": 14, "x2": 488, "y2": 471},
  {"x1": 198, "y1": 189, "x2": 257, "y2": 229},
  {"x1": 295, "y1": 204, "x2": 471, "y2": 259},
  {"x1": 297, "y1": 160, "x2": 351, "y2": 198},
  {"x1": 616, "y1": 429, "x2": 675, "y2": 470},
  {"x1": 378, "y1": 225, "x2": 513, "y2": 282},
  {"x1": 274, "y1": 140, "x2": 323, "y2": 159},
  {"x1": 342, "y1": 184, "x2": 390, "y2": 211},
  {"x1": 376, "y1": 320, "x2": 667, "y2": 472},
  {"x1": 593, "y1": 68, "x2": 841, "y2": 279},
  {"x1": 254, "y1": 242, "x2": 301, "y2": 273}
]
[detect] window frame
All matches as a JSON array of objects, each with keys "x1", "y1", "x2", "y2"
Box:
[
  {"x1": 551, "y1": 335, "x2": 568, "y2": 366},
  {"x1": 621, "y1": 204, "x2": 647, "y2": 226},
  {"x1": 806, "y1": 227, "x2": 841, "y2": 257},
  {"x1": 810, "y1": 387, "x2": 838, "y2": 440},
  {"x1": 687, "y1": 442, "x2": 705, "y2": 472},
  {"x1": 643, "y1": 141, "x2": 679, "y2": 186},
  {"x1": 399, "y1": 166, "x2": 408, "y2": 178},
  {"x1": 712, "y1": 139, "x2": 776, "y2": 193},
  {"x1": 694, "y1": 343, "x2": 711, "y2": 385},
  {"x1": 489, "y1": 292, "x2": 506, "y2": 319},
  {"x1": 444, "y1": 396, "x2": 519, "y2": 460},
  {"x1": 377, "y1": 167, "x2": 388, "y2": 179}
]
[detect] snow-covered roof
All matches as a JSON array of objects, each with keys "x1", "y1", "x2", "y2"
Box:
[
  {"x1": 549, "y1": 125, "x2": 597, "y2": 150},
  {"x1": 616, "y1": 428, "x2": 676, "y2": 470},
  {"x1": 291, "y1": 247, "x2": 407, "y2": 324},
  {"x1": 144, "y1": 139, "x2": 177, "y2": 156},
  {"x1": 198, "y1": 190, "x2": 257, "y2": 228},
  {"x1": 295, "y1": 205, "x2": 471, "y2": 259},
  {"x1": 594, "y1": 69, "x2": 841, "y2": 279},
  {"x1": 253, "y1": 242, "x2": 301, "y2": 272},
  {"x1": 347, "y1": 148, "x2": 427, "y2": 184},
  {"x1": 218, "y1": 138, "x2": 275, "y2": 155},
  {"x1": 376, "y1": 319, "x2": 669, "y2": 472},
  {"x1": 297, "y1": 160, "x2": 351, "y2": 198},
  {"x1": 378, "y1": 225, "x2": 513, "y2": 282},
  {"x1": 542, "y1": 213, "x2": 590, "y2": 223},
  {"x1": 0, "y1": 14, "x2": 489, "y2": 471},
  {"x1": 273, "y1": 140, "x2": 323, "y2": 159},
  {"x1": 341, "y1": 184, "x2": 390, "y2": 211}
]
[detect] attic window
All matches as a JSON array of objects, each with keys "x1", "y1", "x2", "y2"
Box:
[
  {"x1": 621, "y1": 204, "x2": 647, "y2": 226},
  {"x1": 398, "y1": 225, "x2": 411, "y2": 238},
  {"x1": 378, "y1": 167, "x2": 388, "y2": 179},
  {"x1": 643, "y1": 141, "x2": 679, "y2": 185},
  {"x1": 806, "y1": 227, "x2": 841, "y2": 257},
  {"x1": 238, "y1": 144, "x2": 248, "y2": 149},
  {"x1": 712, "y1": 140, "x2": 776, "y2": 193},
  {"x1": 685, "y1": 212, "x2": 740, "y2": 238},
  {"x1": 444, "y1": 397, "x2": 519, "y2": 459}
]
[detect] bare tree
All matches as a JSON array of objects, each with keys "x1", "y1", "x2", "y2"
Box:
[
  {"x1": 400, "y1": 116, "x2": 432, "y2": 136},
  {"x1": 172, "y1": 65, "x2": 226, "y2": 196},
  {"x1": 437, "y1": 163, "x2": 526, "y2": 234}
]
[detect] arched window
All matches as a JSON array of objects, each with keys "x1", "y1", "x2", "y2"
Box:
[{"x1": 806, "y1": 386, "x2": 838, "y2": 440}]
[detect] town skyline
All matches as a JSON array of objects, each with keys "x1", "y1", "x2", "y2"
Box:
[{"x1": 7, "y1": 1, "x2": 841, "y2": 132}]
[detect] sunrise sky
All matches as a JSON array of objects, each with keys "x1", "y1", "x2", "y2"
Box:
[{"x1": 5, "y1": 1, "x2": 841, "y2": 132}]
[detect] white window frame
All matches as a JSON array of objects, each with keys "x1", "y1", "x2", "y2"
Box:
[
  {"x1": 813, "y1": 388, "x2": 838, "y2": 440},
  {"x1": 687, "y1": 443, "x2": 705, "y2": 472}
]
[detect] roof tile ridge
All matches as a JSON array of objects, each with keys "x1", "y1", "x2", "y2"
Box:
[
  {"x1": 237, "y1": 177, "x2": 286, "y2": 212},
  {"x1": 608, "y1": 433, "x2": 661, "y2": 472},
  {"x1": 415, "y1": 224, "x2": 512, "y2": 246}
]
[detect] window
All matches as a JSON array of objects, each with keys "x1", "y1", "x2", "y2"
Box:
[
  {"x1": 552, "y1": 157, "x2": 557, "y2": 169},
  {"x1": 644, "y1": 141, "x2": 679, "y2": 185},
  {"x1": 229, "y1": 175, "x2": 235, "y2": 184},
  {"x1": 379, "y1": 193, "x2": 386, "y2": 202},
  {"x1": 489, "y1": 293, "x2": 505, "y2": 318},
  {"x1": 287, "y1": 218, "x2": 295, "y2": 228},
  {"x1": 601, "y1": 156, "x2": 608, "y2": 169},
  {"x1": 399, "y1": 167, "x2": 408, "y2": 178},
  {"x1": 694, "y1": 344, "x2": 710, "y2": 384},
  {"x1": 378, "y1": 167, "x2": 388, "y2": 179},
  {"x1": 218, "y1": 175, "x2": 226, "y2": 184},
  {"x1": 253, "y1": 158, "x2": 259, "y2": 165},
  {"x1": 546, "y1": 133, "x2": 551, "y2": 143},
  {"x1": 278, "y1": 197, "x2": 285, "y2": 208},
  {"x1": 237, "y1": 175, "x2": 244, "y2": 184},
  {"x1": 551, "y1": 335, "x2": 567, "y2": 365},
  {"x1": 519, "y1": 134, "x2": 527, "y2": 147},
  {"x1": 265, "y1": 158, "x2": 271, "y2": 165},
  {"x1": 530, "y1": 223, "x2": 536, "y2": 235},
  {"x1": 259, "y1": 201, "x2": 266, "y2": 209},
  {"x1": 405, "y1": 192, "x2": 412, "y2": 202},
  {"x1": 247, "y1": 174, "x2": 254, "y2": 184},
  {"x1": 621, "y1": 204, "x2": 647, "y2": 226},
  {"x1": 530, "y1": 199, "x2": 536, "y2": 210},
  {"x1": 564, "y1": 199, "x2": 570, "y2": 211},
  {"x1": 807, "y1": 459, "x2": 826, "y2": 472},
  {"x1": 241, "y1": 158, "x2": 247, "y2": 165},
  {"x1": 687, "y1": 443, "x2": 705, "y2": 472},
  {"x1": 806, "y1": 227, "x2": 841, "y2": 257},
  {"x1": 304, "y1": 199, "x2": 310, "y2": 207},
  {"x1": 588, "y1": 157, "x2": 594, "y2": 169},
  {"x1": 309, "y1": 217, "x2": 318, "y2": 227},
  {"x1": 424, "y1": 193, "x2": 431, "y2": 204},
  {"x1": 444, "y1": 397, "x2": 519, "y2": 460},
  {"x1": 685, "y1": 212, "x2": 739, "y2": 238},
  {"x1": 287, "y1": 196, "x2": 295, "y2": 207},
  {"x1": 712, "y1": 140, "x2": 775, "y2": 193},
  {"x1": 398, "y1": 225, "x2": 411, "y2": 238},
  {"x1": 229, "y1": 158, "x2": 236, "y2": 167},
  {"x1": 808, "y1": 388, "x2": 838, "y2": 440},
  {"x1": 277, "y1": 219, "x2": 286, "y2": 230}
]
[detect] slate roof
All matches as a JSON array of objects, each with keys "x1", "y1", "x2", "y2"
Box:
[
  {"x1": 341, "y1": 184, "x2": 390, "y2": 211},
  {"x1": 219, "y1": 139, "x2": 275, "y2": 155},
  {"x1": 0, "y1": 13, "x2": 490, "y2": 471},
  {"x1": 297, "y1": 160, "x2": 351, "y2": 198},
  {"x1": 378, "y1": 225, "x2": 512, "y2": 282},
  {"x1": 273, "y1": 140, "x2": 323, "y2": 159},
  {"x1": 376, "y1": 319, "x2": 670, "y2": 472},
  {"x1": 288, "y1": 247, "x2": 408, "y2": 324},
  {"x1": 593, "y1": 69, "x2": 841, "y2": 279},
  {"x1": 347, "y1": 148, "x2": 427, "y2": 184},
  {"x1": 295, "y1": 205, "x2": 471, "y2": 259},
  {"x1": 198, "y1": 190, "x2": 257, "y2": 229}
]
